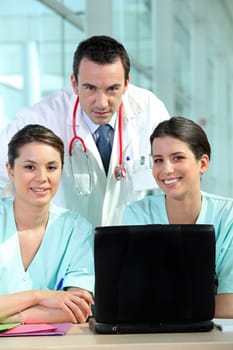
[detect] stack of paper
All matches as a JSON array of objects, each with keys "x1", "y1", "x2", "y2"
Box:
[
  {"x1": 214, "y1": 318, "x2": 233, "y2": 332},
  {"x1": 0, "y1": 323, "x2": 20, "y2": 332},
  {"x1": 0, "y1": 323, "x2": 72, "y2": 336}
]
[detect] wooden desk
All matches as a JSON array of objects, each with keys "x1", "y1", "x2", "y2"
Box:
[{"x1": 1, "y1": 323, "x2": 233, "y2": 350}]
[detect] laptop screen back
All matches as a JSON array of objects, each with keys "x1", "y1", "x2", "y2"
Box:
[{"x1": 93, "y1": 224, "x2": 215, "y2": 325}]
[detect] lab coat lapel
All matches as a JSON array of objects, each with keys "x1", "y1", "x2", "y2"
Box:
[
  {"x1": 108, "y1": 106, "x2": 136, "y2": 178},
  {"x1": 121, "y1": 89, "x2": 142, "y2": 155}
]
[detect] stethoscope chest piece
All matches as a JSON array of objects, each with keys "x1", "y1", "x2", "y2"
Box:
[{"x1": 114, "y1": 165, "x2": 127, "y2": 181}]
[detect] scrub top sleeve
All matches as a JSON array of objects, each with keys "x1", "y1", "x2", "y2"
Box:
[
  {"x1": 63, "y1": 218, "x2": 94, "y2": 293},
  {"x1": 216, "y1": 222, "x2": 233, "y2": 294},
  {"x1": 121, "y1": 205, "x2": 139, "y2": 225}
]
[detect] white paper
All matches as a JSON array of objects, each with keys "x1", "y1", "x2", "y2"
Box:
[
  {"x1": 214, "y1": 318, "x2": 233, "y2": 332},
  {"x1": 132, "y1": 169, "x2": 158, "y2": 191}
]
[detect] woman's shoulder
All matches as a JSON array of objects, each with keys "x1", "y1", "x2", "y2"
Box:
[
  {"x1": 127, "y1": 192, "x2": 165, "y2": 210},
  {"x1": 0, "y1": 197, "x2": 14, "y2": 210},
  {"x1": 202, "y1": 191, "x2": 233, "y2": 204},
  {"x1": 49, "y1": 202, "x2": 92, "y2": 230},
  {"x1": 202, "y1": 191, "x2": 233, "y2": 216}
]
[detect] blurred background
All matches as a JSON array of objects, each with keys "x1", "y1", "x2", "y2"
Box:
[{"x1": 0, "y1": 0, "x2": 233, "y2": 197}]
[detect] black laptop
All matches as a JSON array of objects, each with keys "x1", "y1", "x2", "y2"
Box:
[{"x1": 89, "y1": 224, "x2": 216, "y2": 334}]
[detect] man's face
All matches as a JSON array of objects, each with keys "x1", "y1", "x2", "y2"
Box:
[{"x1": 71, "y1": 57, "x2": 129, "y2": 125}]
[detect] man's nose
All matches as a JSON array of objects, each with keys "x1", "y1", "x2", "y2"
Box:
[{"x1": 95, "y1": 92, "x2": 108, "y2": 108}]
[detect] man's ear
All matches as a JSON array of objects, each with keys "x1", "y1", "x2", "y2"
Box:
[
  {"x1": 70, "y1": 74, "x2": 79, "y2": 95},
  {"x1": 123, "y1": 75, "x2": 130, "y2": 94}
]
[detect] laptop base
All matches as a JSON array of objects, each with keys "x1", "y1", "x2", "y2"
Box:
[{"x1": 89, "y1": 317, "x2": 214, "y2": 334}]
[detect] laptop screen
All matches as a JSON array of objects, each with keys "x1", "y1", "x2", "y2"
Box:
[{"x1": 93, "y1": 224, "x2": 215, "y2": 325}]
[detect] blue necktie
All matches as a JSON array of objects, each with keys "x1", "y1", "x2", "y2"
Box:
[{"x1": 96, "y1": 125, "x2": 112, "y2": 175}]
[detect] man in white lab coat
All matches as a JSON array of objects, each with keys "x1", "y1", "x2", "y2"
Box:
[{"x1": 0, "y1": 35, "x2": 170, "y2": 228}]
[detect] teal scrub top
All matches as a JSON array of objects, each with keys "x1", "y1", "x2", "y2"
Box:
[
  {"x1": 122, "y1": 191, "x2": 233, "y2": 294},
  {"x1": 0, "y1": 197, "x2": 94, "y2": 294}
]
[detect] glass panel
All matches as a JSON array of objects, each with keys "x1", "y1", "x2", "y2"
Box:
[
  {"x1": 174, "y1": 17, "x2": 191, "y2": 110},
  {"x1": 113, "y1": 0, "x2": 152, "y2": 87},
  {"x1": 0, "y1": 0, "x2": 85, "y2": 127}
]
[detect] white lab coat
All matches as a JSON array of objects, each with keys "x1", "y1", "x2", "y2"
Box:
[{"x1": 0, "y1": 84, "x2": 170, "y2": 228}]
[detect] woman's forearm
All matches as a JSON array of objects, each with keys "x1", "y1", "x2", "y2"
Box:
[
  {"x1": 0, "y1": 290, "x2": 37, "y2": 321},
  {"x1": 215, "y1": 294, "x2": 233, "y2": 318},
  {"x1": 0, "y1": 288, "x2": 93, "y2": 324},
  {"x1": 4, "y1": 305, "x2": 77, "y2": 324}
]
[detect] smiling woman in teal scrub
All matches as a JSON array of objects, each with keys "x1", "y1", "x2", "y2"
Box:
[
  {"x1": 0, "y1": 124, "x2": 94, "y2": 324},
  {"x1": 122, "y1": 116, "x2": 233, "y2": 318}
]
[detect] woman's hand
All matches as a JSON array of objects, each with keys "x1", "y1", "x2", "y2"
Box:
[{"x1": 34, "y1": 289, "x2": 94, "y2": 323}]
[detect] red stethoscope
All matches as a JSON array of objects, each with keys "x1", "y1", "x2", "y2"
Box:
[{"x1": 69, "y1": 96, "x2": 126, "y2": 181}]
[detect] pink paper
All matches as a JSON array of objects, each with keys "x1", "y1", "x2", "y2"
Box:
[{"x1": 0, "y1": 323, "x2": 73, "y2": 336}]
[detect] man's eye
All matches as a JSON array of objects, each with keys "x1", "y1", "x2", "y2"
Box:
[
  {"x1": 85, "y1": 85, "x2": 94, "y2": 91},
  {"x1": 108, "y1": 86, "x2": 120, "y2": 94}
]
